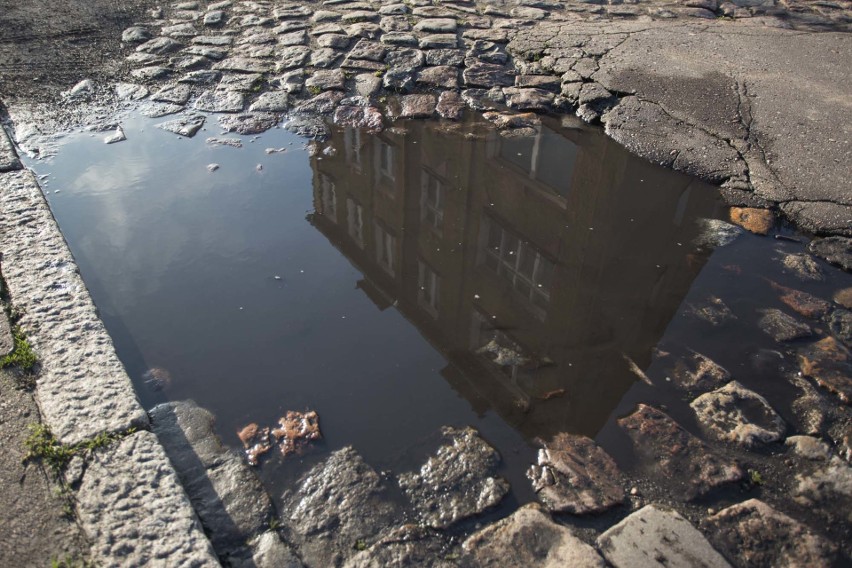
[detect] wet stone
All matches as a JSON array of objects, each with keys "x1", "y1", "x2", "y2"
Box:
[
  {"x1": 383, "y1": 69, "x2": 414, "y2": 92},
  {"x1": 782, "y1": 253, "x2": 824, "y2": 281},
  {"x1": 704, "y1": 499, "x2": 836, "y2": 568},
  {"x1": 305, "y1": 69, "x2": 347, "y2": 91},
  {"x1": 466, "y1": 40, "x2": 507, "y2": 65},
  {"x1": 157, "y1": 114, "x2": 206, "y2": 137},
  {"x1": 398, "y1": 426, "x2": 510, "y2": 529},
  {"x1": 786, "y1": 435, "x2": 832, "y2": 460},
  {"x1": 793, "y1": 455, "x2": 852, "y2": 522},
  {"x1": 173, "y1": 55, "x2": 210, "y2": 70},
  {"x1": 333, "y1": 105, "x2": 383, "y2": 131},
  {"x1": 690, "y1": 296, "x2": 736, "y2": 326},
  {"x1": 114, "y1": 82, "x2": 149, "y2": 101},
  {"x1": 416, "y1": 65, "x2": 458, "y2": 89},
  {"x1": 526, "y1": 433, "x2": 625, "y2": 515},
  {"x1": 597, "y1": 505, "x2": 731, "y2": 568},
  {"x1": 462, "y1": 88, "x2": 504, "y2": 111},
  {"x1": 419, "y1": 34, "x2": 459, "y2": 49},
  {"x1": 828, "y1": 309, "x2": 852, "y2": 348},
  {"x1": 140, "y1": 102, "x2": 184, "y2": 118},
  {"x1": 378, "y1": 3, "x2": 408, "y2": 16},
  {"x1": 436, "y1": 90, "x2": 464, "y2": 120},
  {"x1": 463, "y1": 61, "x2": 514, "y2": 88},
  {"x1": 354, "y1": 73, "x2": 382, "y2": 97},
  {"x1": 151, "y1": 83, "x2": 192, "y2": 104},
  {"x1": 463, "y1": 28, "x2": 508, "y2": 43},
  {"x1": 218, "y1": 72, "x2": 262, "y2": 92},
  {"x1": 798, "y1": 337, "x2": 852, "y2": 404},
  {"x1": 310, "y1": 48, "x2": 342, "y2": 69},
  {"x1": 137, "y1": 36, "x2": 184, "y2": 54},
  {"x1": 316, "y1": 33, "x2": 350, "y2": 48},
  {"x1": 413, "y1": 18, "x2": 457, "y2": 33},
  {"x1": 179, "y1": 69, "x2": 222, "y2": 84},
  {"x1": 218, "y1": 112, "x2": 279, "y2": 134},
  {"x1": 690, "y1": 381, "x2": 787, "y2": 448},
  {"x1": 343, "y1": 525, "x2": 451, "y2": 568},
  {"x1": 276, "y1": 46, "x2": 311, "y2": 70},
  {"x1": 379, "y1": 16, "x2": 411, "y2": 32},
  {"x1": 397, "y1": 93, "x2": 437, "y2": 119},
  {"x1": 424, "y1": 48, "x2": 465, "y2": 67},
  {"x1": 348, "y1": 38, "x2": 386, "y2": 62},
  {"x1": 131, "y1": 66, "x2": 173, "y2": 81},
  {"x1": 670, "y1": 350, "x2": 731, "y2": 391},
  {"x1": 694, "y1": 219, "x2": 744, "y2": 249},
  {"x1": 618, "y1": 404, "x2": 744, "y2": 500},
  {"x1": 275, "y1": 20, "x2": 309, "y2": 33},
  {"x1": 346, "y1": 22, "x2": 382, "y2": 39},
  {"x1": 279, "y1": 446, "x2": 401, "y2": 568},
  {"x1": 768, "y1": 280, "x2": 832, "y2": 319},
  {"x1": 296, "y1": 90, "x2": 345, "y2": 115},
  {"x1": 204, "y1": 10, "x2": 225, "y2": 26},
  {"x1": 278, "y1": 30, "x2": 307, "y2": 46},
  {"x1": 758, "y1": 309, "x2": 813, "y2": 342},
  {"x1": 194, "y1": 89, "x2": 245, "y2": 112},
  {"x1": 462, "y1": 504, "x2": 605, "y2": 567},
  {"x1": 122, "y1": 26, "x2": 152, "y2": 43},
  {"x1": 380, "y1": 32, "x2": 417, "y2": 46},
  {"x1": 184, "y1": 45, "x2": 228, "y2": 60},
  {"x1": 384, "y1": 48, "x2": 425, "y2": 71},
  {"x1": 834, "y1": 287, "x2": 852, "y2": 309},
  {"x1": 515, "y1": 74, "x2": 561, "y2": 92},
  {"x1": 504, "y1": 87, "x2": 554, "y2": 111},
  {"x1": 510, "y1": 6, "x2": 548, "y2": 19},
  {"x1": 811, "y1": 237, "x2": 852, "y2": 272},
  {"x1": 149, "y1": 401, "x2": 274, "y2": 557},
  {"x1": 483, "y1": 111, "x2": 540, "y2": 131},
  {"x1": 250, "y1": 531, "x2": 303, "y2": 568},
  {"x1": 162, "y1": 23, "x2": 198, "y2": 38}
]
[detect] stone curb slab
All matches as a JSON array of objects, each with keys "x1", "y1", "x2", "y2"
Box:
[
  {"x1": 76, "y1": 430, "x2": 220, "y2": 567},
  {"x1": 0, "y1": 169, "x2": 149, "y2": 445},
  {"x1": 0, "y1": 126, "x2": 22, "y2": 172}
]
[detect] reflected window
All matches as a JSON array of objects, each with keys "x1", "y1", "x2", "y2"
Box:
[
  {"x1": 377, "y1": 139, "x2": 395, "y2": 182},
  {"x1": 420, "y1": 169, "x2": 444, "y2": 234},
  {"x1": 344, "y1": 128, "x2": 362, "y2": 171},
  {"x1": 347, "y1": 197, "x2": 364, "y2": 248},
  {"x1": 417, "y1": 259, "x2": 440, "y2": 319},
  {"x1": 374, "y1": 221, "x2": 396, "y2": 276},
  {"x1": 480, "y1": 216, "x2": 554, "y2": 318},
  {"x1": 318, "y1": 173, "x2": 336, "y2": 221},
  {"x1": 491, "y1": 127, "x2": 576, "y2": 199}
]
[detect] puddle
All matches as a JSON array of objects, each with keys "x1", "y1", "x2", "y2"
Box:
[{"x1": 27, "y1": 110, "x2": 851, "y2": 514}]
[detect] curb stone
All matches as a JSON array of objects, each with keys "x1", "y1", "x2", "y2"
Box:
[{"x1": 0, "y1": 144, "x2": 222, "y2": 565}]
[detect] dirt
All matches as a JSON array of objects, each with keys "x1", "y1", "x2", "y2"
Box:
[
  {"x1": 0, "y1": 0, "x2": 156, "y2": 104},
  {"x1": 0, "y1": 369, "x2": 88, "y2": 566}
]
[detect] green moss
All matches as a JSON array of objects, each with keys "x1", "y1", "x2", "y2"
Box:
[
  {"x1": 23, "y1": 423, "x2": 136, "y2": 474},
  {"x1": 1, "y1": 326, "x2": 37, "y2": 373},
  {"x1": 749, "y1": 469, "x2": 765, "y2": 486},
  {"x1": 307, "y1": 85, "x2": 322, "y2": 96}
]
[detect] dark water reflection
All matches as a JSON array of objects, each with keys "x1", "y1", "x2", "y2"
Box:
[
  {"x1": 32, "y1": 110, "x2": 727, "y2": 503},
  {"x1": 310, "y1": 116, "x2": 722, "y2": 442}
]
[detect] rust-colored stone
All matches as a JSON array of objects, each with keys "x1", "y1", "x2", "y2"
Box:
[
  {"x1": 767, "y1": 280, "x2": 831, "y2": 319},
  {"x1": 618, "y1": 404, "x2": 743, "y2": 500},
  {"x1": 799, "y1": 337, "x2": 852, "y2": 404},
  {"x1": 729, "y1": 206, "x2": 774, "y2": 235}
]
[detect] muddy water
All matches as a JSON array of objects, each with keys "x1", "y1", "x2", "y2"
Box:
[{"x1": 29, "y1": 111, "x2": 849, "y2": 512}]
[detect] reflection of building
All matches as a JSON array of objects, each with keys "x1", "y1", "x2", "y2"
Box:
[{"x1": 309, "y1": 116, "x2": 721, "y2": 441}]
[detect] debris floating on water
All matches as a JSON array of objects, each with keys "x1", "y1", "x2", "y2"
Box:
[
  {"x1": 207, "y1": 163, "x2": 220, "y2": 172},
  {"x1": 104, "y1": 126, "x2": 126, "y2": 144},
  {"x1": 237, "y1": 410, "x2": 322, "y2": 465},
  {"x1": 265, "y1": 147, "x2": 287, "y2": 154}
]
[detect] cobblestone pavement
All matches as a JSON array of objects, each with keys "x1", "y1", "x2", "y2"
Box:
[{"x1": 1, "y1": 0, "x2": 851, "y2": 566}]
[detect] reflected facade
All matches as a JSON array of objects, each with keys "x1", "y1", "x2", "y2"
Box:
[{"x1": 309, "y1": 116, "x2": 722, "y2": 441}]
